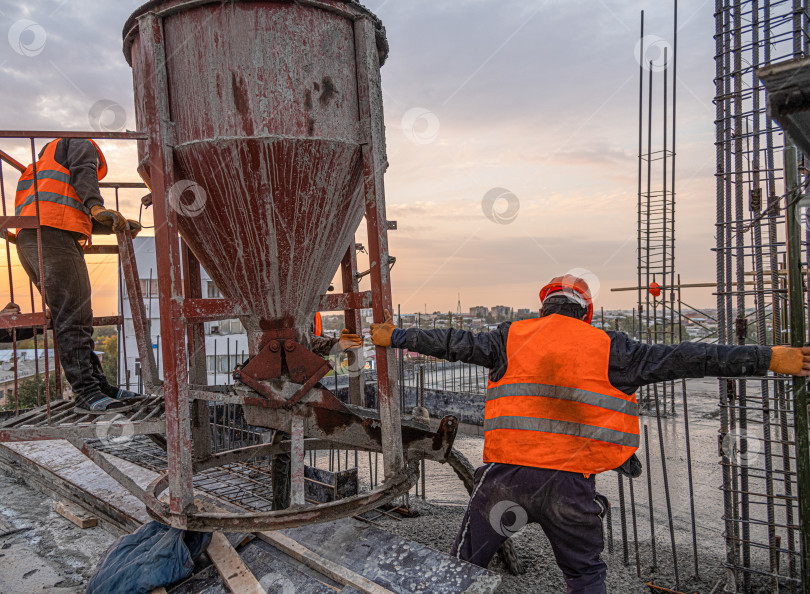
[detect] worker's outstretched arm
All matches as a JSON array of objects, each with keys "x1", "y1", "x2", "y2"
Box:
[
  {"x1": 370, "y1": 310, "x2": 506, "y2": 370},
  {"x1": 609, "y1": 333, "x2": 810, "y2": 391}
]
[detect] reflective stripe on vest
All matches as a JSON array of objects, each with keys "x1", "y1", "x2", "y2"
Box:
[
  {"x1": 14, "y1": 139, "x2": 92, "y2": 238},
  {"x1": 15, "y1": 169, "x2": 71, "y2": 193},
  {"x1": 486, "y1": 382, "x2": 639, "y2": 417},
  {"x1": 483, "y1": 314, "x2": 640, "y2": 474},
  {"x1": 484, "y1": 416, "x2": 639, "y2": 448},
  {"x1": 16, "y1": 190, "x2": 90, "y2": 215}
]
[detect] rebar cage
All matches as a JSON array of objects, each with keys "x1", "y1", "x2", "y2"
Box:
[{"x1": 715, "y1": 1, "x2": 810, "y2": 591}]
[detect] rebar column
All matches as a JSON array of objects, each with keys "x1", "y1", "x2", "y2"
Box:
[{"x1": 784, "y1": 143, "x2": 810, "y2": 590}]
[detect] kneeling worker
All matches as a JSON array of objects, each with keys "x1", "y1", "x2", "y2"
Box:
[
  {"x1": 12, "y1": 138, "x2": 142, "y2": 413},
  {"x1": 356, "y1": 274, "x2": 810, "y2": 593}
]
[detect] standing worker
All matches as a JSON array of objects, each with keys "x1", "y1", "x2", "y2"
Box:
[
  {"x1": 11, "y1": 138, "x2": 142, "y2": 413},
  {"x1": 360, "y1": 274, "x2": 810, "y2": 593}
]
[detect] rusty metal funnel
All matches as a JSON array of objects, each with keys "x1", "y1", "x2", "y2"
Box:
[
  {"x1": 124, "y1": 0, "x2": 389, "y2": 329},
  {"x1": 174, "y1": 138, "x2": 364, "y2": 330}
]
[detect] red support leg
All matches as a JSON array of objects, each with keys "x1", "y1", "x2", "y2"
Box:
[
  {"x1": 341, "y1": 240, "x2": 365, "y2": 406},
  {"x1": 137, "y1": 12, "x2": 194, "y2": 518},
  {"x1": 354, "y1": 18, "x2": 403, "y2": 478},
  {"x1": 182, "y1": 242, "x2": 212, "y2": 462}
]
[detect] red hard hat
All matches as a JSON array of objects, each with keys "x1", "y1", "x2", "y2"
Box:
[
  {"x1": 539, "y1": 275, "x2": 594, "y2": 324},
  {"x1": 649, "y1": 282, "x2": 661, "y2": 297}
]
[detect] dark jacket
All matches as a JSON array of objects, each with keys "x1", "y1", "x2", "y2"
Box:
[
  {"x1": 390, "y1": 316, "x2": 771, "y2": 395},
  {"x1": 311, "y1": 334, "x2": 339, "y2": 358},
  {"x1": 42, "y1": 138, "x2": 105, "y2": 212}
]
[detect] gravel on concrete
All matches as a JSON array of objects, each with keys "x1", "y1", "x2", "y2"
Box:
[
  {"x1": 0, "y1": 467, "x2": 116, "y2": 593},
  {"x1": 375, "y1": 498, "x2": 731, "y2": 594}
]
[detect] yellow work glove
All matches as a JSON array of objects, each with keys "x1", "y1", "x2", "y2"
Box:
[
  {"x1": 370, "y1": 310, "x2": 395, "y2": 347},
  {"x1": 90, "y1": 205, "x2": 128, "y2": 232},
  {"x1": 769, "y1": 346, "x2": 810, "y2": 376},
  {"x1": 127, "y1": 219, "x2": 142, "y2": 238},
  {"x1": 337, "y1": 329, "x2": 362, "y2": 351}
]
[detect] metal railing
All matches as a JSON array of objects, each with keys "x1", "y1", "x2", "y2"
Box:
[{"x1": 0, "y1": 130, "x2": 147, "y2": 416}]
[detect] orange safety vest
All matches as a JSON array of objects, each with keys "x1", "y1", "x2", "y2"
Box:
[
  {"x1": 15, "y1": 139, "x2": 107, "y2": 239},
  {"x1": 313, "y1": 312, "x2": 323, "y2": 336},
  {"x1": 484, "y1": 314, "x2": 640, "y2": 475}
]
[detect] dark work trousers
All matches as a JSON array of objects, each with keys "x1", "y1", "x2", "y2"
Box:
[
  {"x1": 17, "y1": 227, "x2": 106, "y2": 403},
  {"x1": 451, "y1": 462, "x2": 608, "y2": 594}
]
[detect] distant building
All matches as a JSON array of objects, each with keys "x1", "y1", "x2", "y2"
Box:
[
  {"x1": 119, "y1": 237, "x2": 249, "y2": 390},
  {"x1": 469, "y1": 306, "x2": 488, "y2": 318},
  {"x1": 0, "y1": 349, "x2": 57, "y2": 407},
  {"x1": 491, "y1": 305, "x2": 511, "y2": 320}
]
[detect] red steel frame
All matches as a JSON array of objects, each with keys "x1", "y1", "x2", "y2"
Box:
[{"x1": 135, "y1": 12, "x2": 406, "y2": 520}]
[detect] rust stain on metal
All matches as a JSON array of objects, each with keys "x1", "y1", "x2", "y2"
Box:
[{"x1": 318, "y1": 76, "x2": 337, "y2": 106}]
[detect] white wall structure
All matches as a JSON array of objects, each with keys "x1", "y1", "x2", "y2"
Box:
[{"x1": 118, "y1": 237, "x2": 249, "y2": 391}]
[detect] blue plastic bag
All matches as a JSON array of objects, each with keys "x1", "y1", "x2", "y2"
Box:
[{"x1": 87, "y1": 521, "x2": 206, "y2": 594}]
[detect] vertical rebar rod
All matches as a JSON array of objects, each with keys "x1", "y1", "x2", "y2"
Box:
[
  {"x1": 663, "y1": 43, "x2": 669, "y2": 347},
  {"x1": 29, "y1": 280, "x2": 40, "y2": 407},
  {"x1": 652, "y1": 382, "x2": 680, "y2": 590},
  {"x1": 716, "y1": 1, "x2": 739, "y2": 587},
  {"x1": 0, "y1": 155, "x2": 18, "y2": 411},
  {"x1": 785, "y1": 143, "x2": 810, "y2": 591},
  {"x1": 643, "y1": 424, "x2": 657, "y2": 570},
  {"x1": 618, "y1": 473, "x2": 629, "y2": 566},
  {"x1": 749, "y1": 4, "x2": 780, "y2": 588},
  {"x1": 638, "y1": 11, "x2": 645, "y2": 346},
  {"x1": 115, "y1": 187, "x2": 129, "y2": 391},
  {"x1": 670, "y1": 0, "x2": 678, "y2": 369},
  {"x1": 420, "y1": 364, "x2": 426, "y2": 500},
  {"x1": 679, "y1": 276, "x2": 700, "y2": 579},
  {"x1": 732, "y1": 3, "x2": 752, "y2": 588},
  {"x1": 629, "y1": 473, "x2": 641, "y2": 577},
  {"x1": 646, "y1": 56, "x2": 654, "y2": 350}
]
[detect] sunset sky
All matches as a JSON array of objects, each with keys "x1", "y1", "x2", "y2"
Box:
[{"x1": 0, "y1": 0, "x2": 720, "y2": 317}]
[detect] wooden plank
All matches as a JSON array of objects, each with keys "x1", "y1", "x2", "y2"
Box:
[
  {"x1": 52, "y1": 499, "x2": 98, "y2": 528},
  {"x1": 0, "y1": 440, "x2": 152, "y2": 531},
  {"x1": 257, "y1": 531, "x2": 393, "y2": 594},
  {"x1": 280, "y1": 518, "x2": 501, "y2": 593},
  {"x1": 208, "y1": 532, "x2": 267, "y2": 594}
]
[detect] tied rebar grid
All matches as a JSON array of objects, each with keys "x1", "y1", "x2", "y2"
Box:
[
  {"x1": 637, "y1": 9, "x2": 681, "y2": 422},
  {"x1": 714, "y1": 1, "x2": 808, "y2": 591}
]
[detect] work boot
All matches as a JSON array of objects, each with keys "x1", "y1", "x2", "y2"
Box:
[
  {"x1": 90, "y1": 352, "x2": 144, "y2": 401},
  {"x1": 101, "y1": 384, "x2": 143, "y2": 400},
  {"x1": 74, "y1": 391, "x2": 128, "y2": 415}
]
